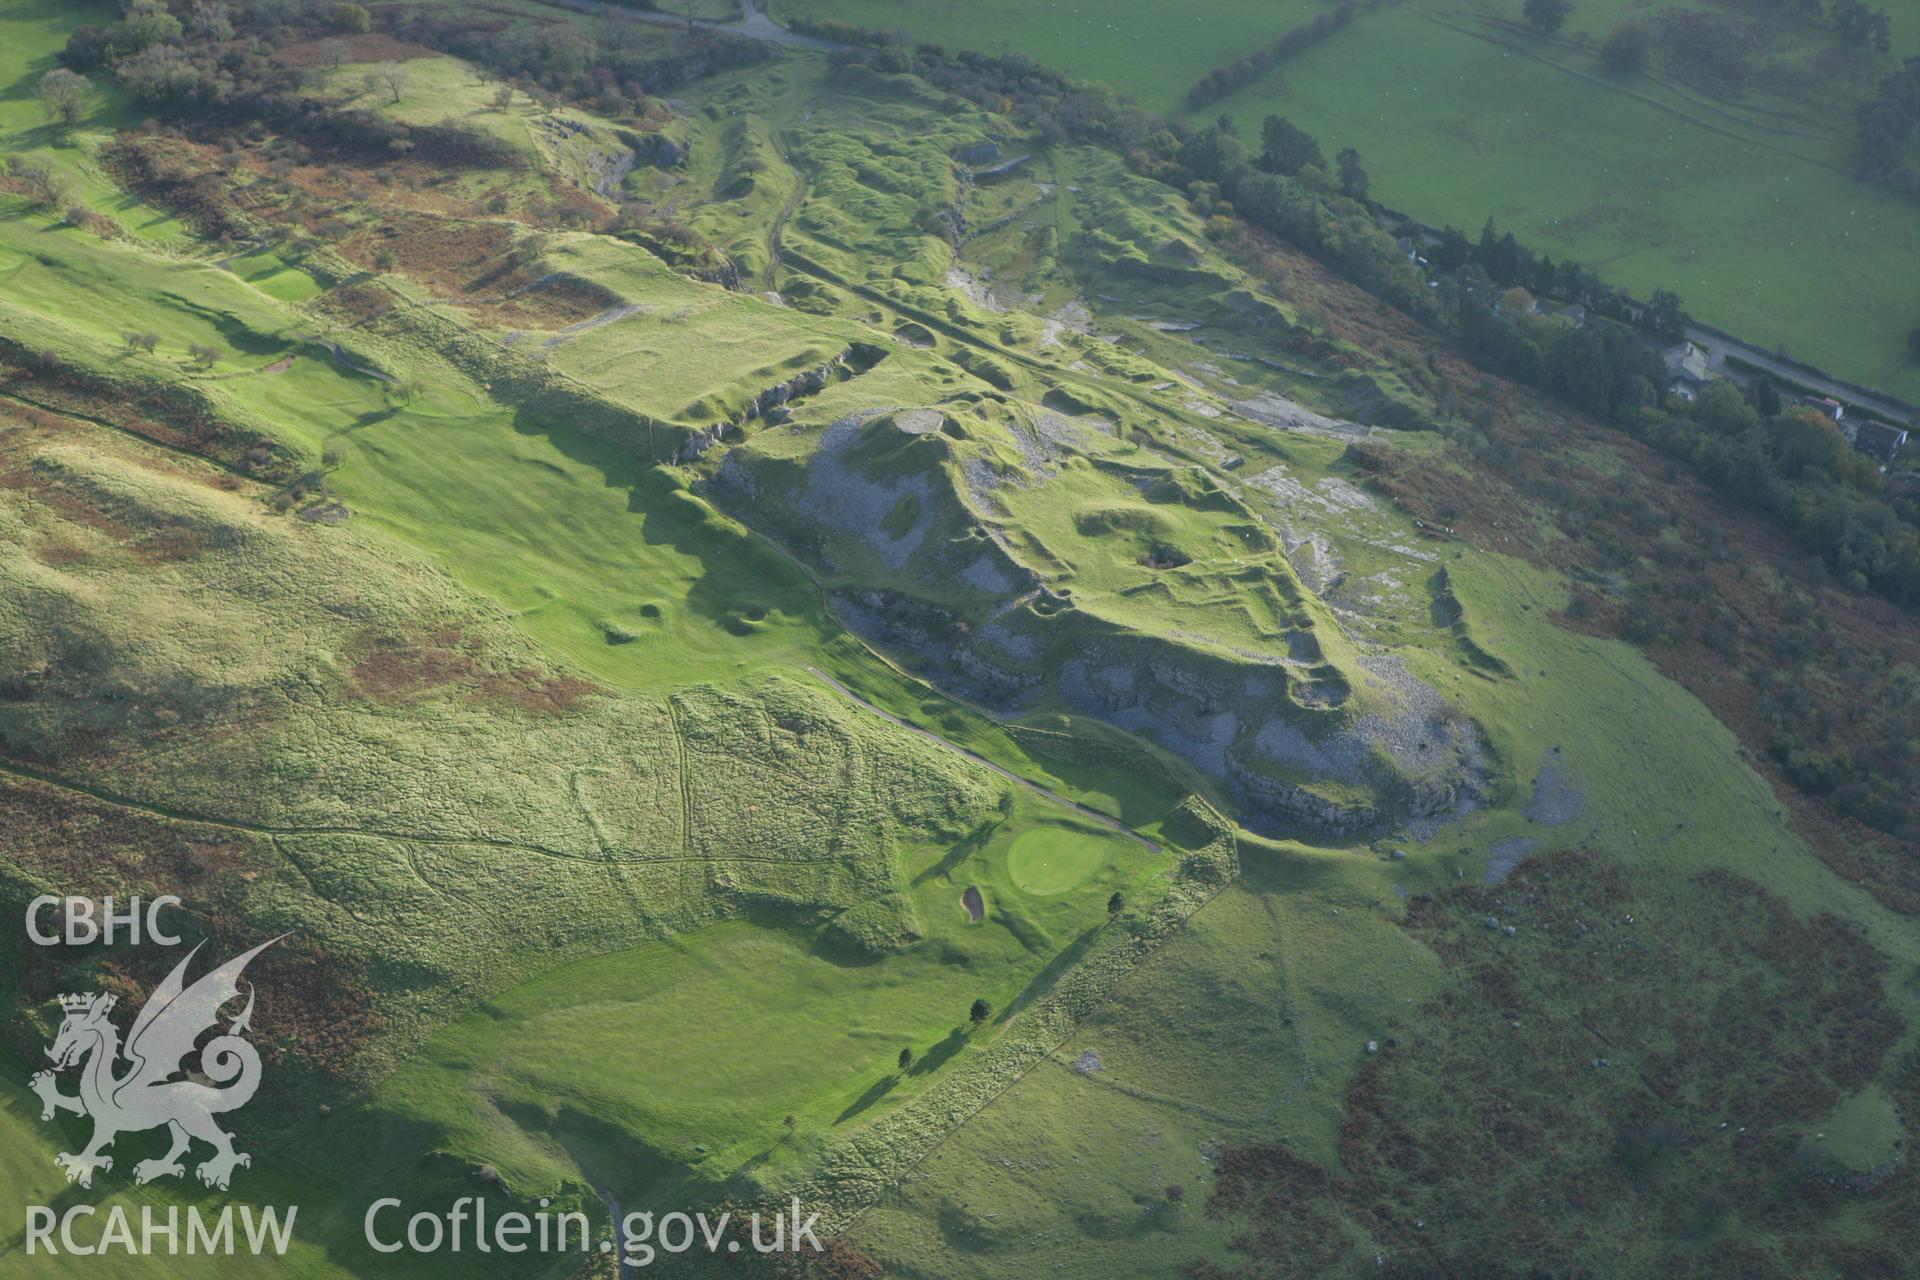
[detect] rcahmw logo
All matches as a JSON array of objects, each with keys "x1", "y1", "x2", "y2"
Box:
[{"x1": 23, "y1": 906, "x2": 298, "y2": 1259}]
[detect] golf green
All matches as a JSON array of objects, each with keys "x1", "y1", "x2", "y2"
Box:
[{"x1": 1006, "y1": 825, "x2": 1111, "y2": 895}]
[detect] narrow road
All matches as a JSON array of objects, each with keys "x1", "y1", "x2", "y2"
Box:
[
  {"x1": 1378, "y1": 212, "x2": 1917, "y2": 428},
  {"x1": 536, "y1": 0, "x2": 847, "y2": 50},
  {"x1": 1686, "y1": 323, "x2": 1918, "y2": 427},
  {"x1": 595, "y1": 1186, "x2": 634, "y2": 1280},
  {"x1": 805, "y1": 667, "x2": 1162, "y2": 854}
]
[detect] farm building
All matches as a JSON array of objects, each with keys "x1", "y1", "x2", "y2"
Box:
[
  {"x1": 1851, "y1": 419, "x2": 1909, "y2": 461},
  {"x1": 1801, "y1": 396, "x2": 1845, "y2": 423}
]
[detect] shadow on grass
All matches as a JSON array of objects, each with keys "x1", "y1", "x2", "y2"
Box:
[
  {"x1": 834, "y1": 1072, "x2": 899, "y2": 1124},
  {"x1": 999, "y1": 923, "x2": 1102, "y2": 1025},
  {"x1": 505, "y1": 402, "x2": 824, "y2": 638},
  {"x1": 912, "y1": 818, "x2": 1002, "y2": 887},
  {"x1": 908, "y1": 1026, "x2": 968, "y2": 1077}
]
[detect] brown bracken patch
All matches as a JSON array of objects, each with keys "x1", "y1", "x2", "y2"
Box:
[
  {"x1": 1, "y1": 775, "x2": 384, "y2": 1083},
  {"x1": 274, "y1": 33, "x2": 439, "y2": 67},
  {"x1": 1196, "y1": 849, "x2": 1906, "y2": 1277},
  {"x1": 347, "y1": 626, "x2": 482, "y2": 699},
  {"x1": 480, "y1": 667, "x2": 601, "y2": 715}
]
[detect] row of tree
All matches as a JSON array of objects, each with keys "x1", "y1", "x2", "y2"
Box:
[
  {"x1": 1174, "y1": 115, "x2": 1428, "y2": 314},
  {"x1": 1857, "y1": 56, "x2": 1920, "y2": 191},
  {"x1": 1429, "y1": 216, "x2": 1688, "y2": 340},
  {"x1": 1185, "y1": 2, "x2": 1358, "y2": 109},
  {"x1": 1827, "y1": 0, "x2": 1895, "y2": 54}
]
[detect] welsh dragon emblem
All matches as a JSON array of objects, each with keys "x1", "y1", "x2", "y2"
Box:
[{"x1": 30, "y1": 938, "x2": 279, "y2": 1191}]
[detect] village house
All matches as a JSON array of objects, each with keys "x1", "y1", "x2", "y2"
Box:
[
  {"x1": 1662, "y1": 341, "x2": 1712, "y2": 400},
  {"x1": 1535, "y1": 298, "x2": 1587, "y2": 326},
  {"x1": 1851, "y1": 419, "x2": 1909, "y2": 462}
]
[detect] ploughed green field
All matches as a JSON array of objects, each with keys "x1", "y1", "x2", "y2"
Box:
[{"x1": 776, "y1": 0, "x2": 1920, "y2": 399}]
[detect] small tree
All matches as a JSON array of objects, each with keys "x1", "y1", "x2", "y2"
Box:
[
  {"x1": 8, "y1": 157, "x2": 63, "y2": 206},
  {"x1": 362, "y1": 67, "x2": 407, "y2": 104},
  {"x1": 1600, "y1": 22, "x2": 1651, "y2": 75},
  {"x1": 492, "y1": 82, "x2": 515, "y2": 111},
  {"x1": 187, "y1": 2, "x2": 235, "y2": 41},
  {"x1": 897, "y1": 1047, "x2": 913, "y2": 1072},
  {"x1": 1107, "y1": 891, "x2": 1125, "y2": 918},
  {"x1": 36, "y1": 69, "x2": 89, "y2": 127},
  {"x1": 133, "y1": 332, "x2": 160, "y2": 354},
  {"x1": 315, "y1": 38, "x2": 349, "y2": 70},
  {"x1": 120, "y1": 0, "x2": 183, "y2": 51},
  {"x1": 969, "y1": 999, "x2": 990, "y2": 1027},
  {"x1": 1259, "y1": 115, "x2": 1323, "y2": 176},
  {"x1": 1522, "y1": 0, "x2": 1573, "y2": 35},
  {"x1": 1335, "y1": 147, "x2": 1370, "y2": 202},
  {"x1": 332, "y1": 2, "x2": 371, "y2": 34},
  {"x1": 188, "y1": 343, "x2": 221, "y2": 369},
  {"x1": 1642, "y1": 287, "x2": 1688, "y2": 342}
]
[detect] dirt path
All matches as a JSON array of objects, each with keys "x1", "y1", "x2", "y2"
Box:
[
  {"x1": 805, "y1": 667, "x2": 1162, "y2": 854},
  {"x1": 0, "y1": 757, "x2": 853, "y2": 868},
  {"x1": 764, "y1": 152, "x2": 808, "y2": 291}
]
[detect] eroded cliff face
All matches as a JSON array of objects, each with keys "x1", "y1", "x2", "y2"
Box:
[{"x1": 711, "y1": 401, "x2": 1489, "y2": 838}]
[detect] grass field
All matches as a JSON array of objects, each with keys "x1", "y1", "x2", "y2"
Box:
[{"x1": 1209, "y1": 2, "x2": 1920, "y2": 399}]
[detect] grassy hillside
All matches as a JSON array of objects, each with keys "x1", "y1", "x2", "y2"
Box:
[{"x1": 0, "y1": 2, "x2": 1914, "y2": 1277}]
